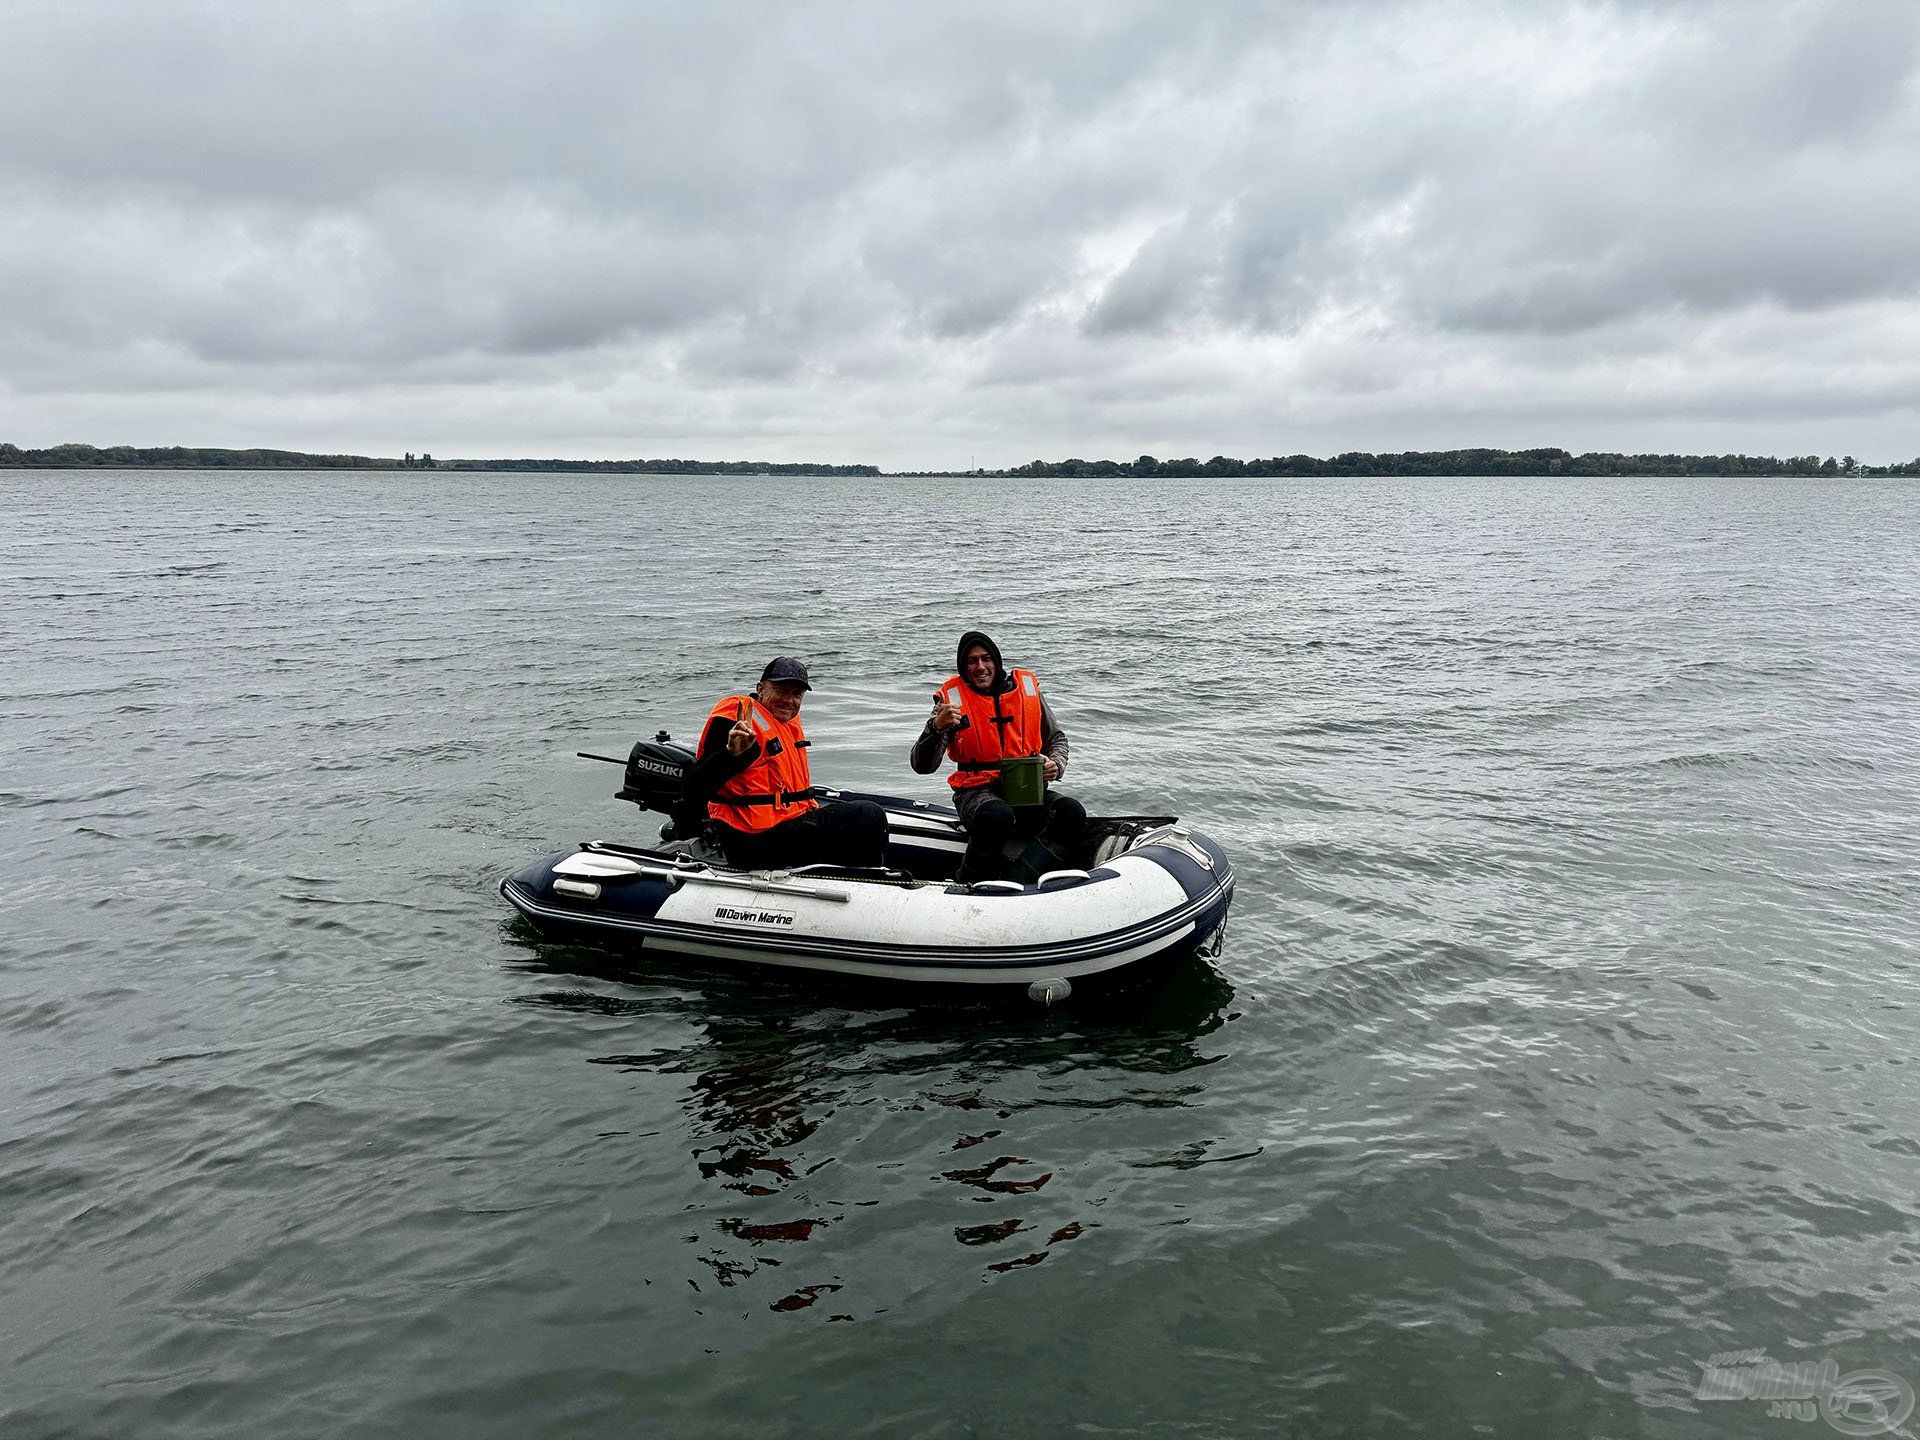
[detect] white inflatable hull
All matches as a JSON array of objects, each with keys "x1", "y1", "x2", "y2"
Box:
[{"x1": 500, "y1": 820, "x2": 1234, "y2": 991}]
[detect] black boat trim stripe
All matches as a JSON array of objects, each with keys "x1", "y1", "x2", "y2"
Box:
[
  {"x1": 516, "y1": 922, "x2": 1207, "y2": 983},
  {"x1": 509, "y1": 864, "x2": 1231, "y2": 963},
  {"x1": 501, "y1": 885, "x2": 1229, "y2": 972},
  {"x1": 503, "y1": 874, "x2": 1226, "y2": 959},
  {"x1": 500, "y1": 875, "x2": 1233, "y2": 970}
]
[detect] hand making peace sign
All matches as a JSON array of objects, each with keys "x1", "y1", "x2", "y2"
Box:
[{"x1": 725, "y1": 698, "x2": 756, "y2": 755}]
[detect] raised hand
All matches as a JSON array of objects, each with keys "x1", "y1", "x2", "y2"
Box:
[
  {"x1": 931, "y1": 690, "x2": 963, "y2": 732},
  {"x1": 726, "y1": 698, "x2": 755, "y2": 755}
]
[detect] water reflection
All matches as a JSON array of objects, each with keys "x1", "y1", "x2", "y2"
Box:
[{"x1": 503, "y1": 925, "x2": 1235, "y2": 1311}]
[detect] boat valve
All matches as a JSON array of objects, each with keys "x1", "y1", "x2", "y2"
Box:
[{"x1": 1027, "y1": 978, "x2": 1072, "y2": 1006}]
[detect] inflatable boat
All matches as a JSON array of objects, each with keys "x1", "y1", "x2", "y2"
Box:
[{"x1": 499, "y1": 734, "x2": 1234, "y2": 999}]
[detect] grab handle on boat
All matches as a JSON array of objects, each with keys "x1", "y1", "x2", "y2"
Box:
[{"x1": 1037, "y1": 869, "x2": 1090, "y2": 889}]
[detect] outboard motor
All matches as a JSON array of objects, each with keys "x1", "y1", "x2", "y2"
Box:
[{"x1": 593, "y1": 730, "x2": 704, "y2": 840}]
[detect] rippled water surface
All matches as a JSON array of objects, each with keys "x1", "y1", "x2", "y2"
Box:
[{"x1": 3, "y1": 470, "x2": 1917, "y2": 1437}]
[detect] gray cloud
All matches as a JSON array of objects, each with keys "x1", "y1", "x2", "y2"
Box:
[{"x1": 2, "y1": 0, "x2": 1917, "y2": 465}]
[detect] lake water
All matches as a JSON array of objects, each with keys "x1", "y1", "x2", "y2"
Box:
[{"x1": 2, "y1": 469, "x2": 1916, "y2": 1438}]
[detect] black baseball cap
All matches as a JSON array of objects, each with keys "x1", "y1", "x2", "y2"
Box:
[{"x1": 760, "y1": 656, "x2": 812, "y2": 690}]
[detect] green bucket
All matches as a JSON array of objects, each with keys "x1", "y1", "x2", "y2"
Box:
[{"x1": 999, "y1": 755, "x2": 1046, "y2": 808}]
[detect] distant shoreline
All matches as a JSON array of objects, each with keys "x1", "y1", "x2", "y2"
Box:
[
  {"x1": 0, "y1": 443, "x2": 880, "y2": 477},
  {"x1": 3, "y1": 441, "x2": 1915, "y2": 477},
  {"x1": 0, "y1": 461, "x2": 869, "y2": 476}
]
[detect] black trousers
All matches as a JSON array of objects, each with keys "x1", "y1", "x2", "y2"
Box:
[
  {"x1": 717, "y1": 799, "x2": 889, "y2": 871},
  {"x1": 955, "y1": 789, "x2": 1089, "y2": 884}
]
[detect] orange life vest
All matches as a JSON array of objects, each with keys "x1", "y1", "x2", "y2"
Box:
[
  {"x1": 940, "y1": 668, "x2": 1044, "y2": 791},
  {"x1": 701, "y1": 694, "x2": 817, "y2": 832}
]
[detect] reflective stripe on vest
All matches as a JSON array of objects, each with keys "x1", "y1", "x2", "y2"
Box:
[
  {"x1": 703, "y1": 694, "x2": 817, "y2": 831},
  {"x1": 942, "y1": 668, "x2": 1043, "y2": 791}
]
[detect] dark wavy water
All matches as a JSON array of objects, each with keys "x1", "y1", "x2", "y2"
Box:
[{"x1": 3, "y1": 469, "x2": 1916, "y2": 1438}]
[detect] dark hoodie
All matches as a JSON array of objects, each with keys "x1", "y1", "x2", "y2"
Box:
[
  {"x1": 955, "y1": 629, "x2": 1008, "y2": 695},
  {"x1": 910, "y1": 630, "x2": 1069, "y2": 780}
]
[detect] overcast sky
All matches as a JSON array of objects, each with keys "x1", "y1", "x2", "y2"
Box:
[{"x1": 3, "y1": 0, "x2": 1916, "y2": 469}]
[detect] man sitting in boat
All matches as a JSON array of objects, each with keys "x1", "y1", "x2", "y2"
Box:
[
  {"x1": 683, "y1": 657, "x2": 888, "y2": 871},
  {"x1": 910, "y1": 630, "x2": 1090, "y2": 885}
]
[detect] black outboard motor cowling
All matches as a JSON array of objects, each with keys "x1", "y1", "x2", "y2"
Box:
[{"x1": 615, "y1": 733, "x2": 703, "y2": 838}]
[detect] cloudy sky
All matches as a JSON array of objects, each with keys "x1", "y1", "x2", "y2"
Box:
[{"x1": 3, "y1": 0, "x2": 1916, "y2": 469}]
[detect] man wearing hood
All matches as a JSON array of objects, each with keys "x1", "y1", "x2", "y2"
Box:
[{"x1": 910, "y1": 630, "x2": 1089, "y2": 885}]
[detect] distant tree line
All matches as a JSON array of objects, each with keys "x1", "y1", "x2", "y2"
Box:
[
  {"x1": 0, "y1": 442, "x2": 880, "y2": 476},
  {"x1": 439, "y1": 455, "x2": 881, "y2": 475},
  {"x1": 1002, "y1": 449, "x2": 1920, "y2": 477},
  {"x1": 1, "y1": 442, "x2": 396, "y2": 469},
  {"x1": 8, "y1": 440, "x2": 1916, "y2": 478}
]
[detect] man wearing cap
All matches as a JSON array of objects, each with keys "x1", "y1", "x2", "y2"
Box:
[
  {"x1": 910, "y1": 629, "x2": 1089, "y2": 885},
  {"x1": 684, "y1": 657, "x2": 889, "y2": 871}
]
